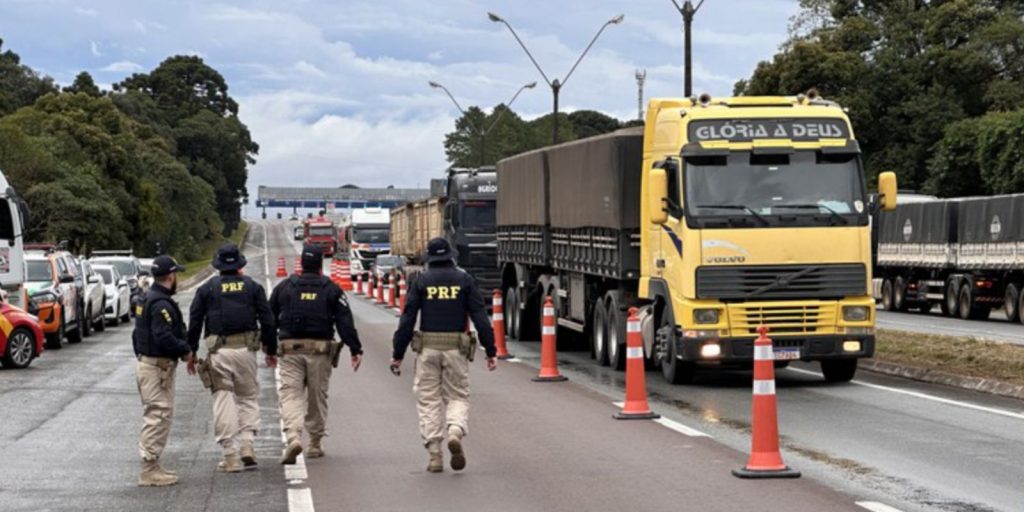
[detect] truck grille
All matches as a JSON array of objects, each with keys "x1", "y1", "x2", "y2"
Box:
[
  {"x1": 696, "y1": 264, "x2": 866, "y2": 300},
  {"x1": 727, "y1": 303, "x2": 837, "y2": 335}
]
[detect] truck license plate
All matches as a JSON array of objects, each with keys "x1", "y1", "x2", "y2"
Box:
[{"x1": 774, "y1": 348, "x2": 800, "y2": 361}]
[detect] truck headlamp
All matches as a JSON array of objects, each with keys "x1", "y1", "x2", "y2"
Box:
[
  {"x1": 693, "y1": 308, "x2": 720, "y2": 325},
  {"x1": 842, "y1": 306, "x2": 870, "y2": 322}
]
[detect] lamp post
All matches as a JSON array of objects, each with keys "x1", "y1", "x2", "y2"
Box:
[
  {"x1": 489, "y1": 12, "x2": 624, "y2": 145},
  {"x1": 670, "y1": 0, "x2": 705, "y2": 97},
  {"x1": 429, "y1": 80, "x2": 537, "y2": 166}
]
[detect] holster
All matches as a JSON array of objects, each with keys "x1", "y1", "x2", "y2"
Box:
[
  {"x1": 329, "y1": 341, "x2": 343, "y2": 369},
  {"x1": 416, "y1": 332, "x2": 476, "y2": 362},
  {"x1": 462, "y1": 332, "x2": 477, "y2": 363},
  {"x1": 196, "y1": 358, "x2": 214, "y2": 390}
]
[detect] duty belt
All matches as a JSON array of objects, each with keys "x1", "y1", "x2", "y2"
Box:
[
  {"x1": 208, "y1": 331, "x2": 260, "y2": 353},
  {"x1": 418, "y1": 332, "x2": 463, "y2": 350},
  {"x1": 280, "y1": 339, "x2": 331, "y2": 356},
  {"x1": 138, "y1": 355, "x2": 177, "y2": 369}
]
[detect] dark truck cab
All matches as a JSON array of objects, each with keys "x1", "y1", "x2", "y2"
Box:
[{"x1": 443, "y1": 168, "x2": 500, "y2": 294}]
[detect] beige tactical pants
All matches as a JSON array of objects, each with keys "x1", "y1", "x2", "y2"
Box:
[
  {"x1": 136, "y1": 358, "x2": 177, "y2": 462},
  {"x1": 209, "y1": 345, "x2": 260, "y2": 456},
  {"x1": 414, "y1": 348, "x2": 470, "y2": 447},
  {"x1": 278, "y1": 348, "x2": 333, "y2": 443}
]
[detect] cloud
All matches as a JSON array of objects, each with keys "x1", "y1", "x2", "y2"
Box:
[
  {"x1": 90, "y1": 41, "x2": 102, "y2": 57},
  {"x1": 100, "y1": 60, "x2": 143, "y2": 73},
  {"x1": 74, "y1": 7, "x2": 97, "y2": 17}
]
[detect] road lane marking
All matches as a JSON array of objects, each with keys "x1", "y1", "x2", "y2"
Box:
[
  {"x1": 287, "y1": 489, "x2": 316, "y2": 512},
  {"x1": 856, "y1": 501, "x2": 904, "y2": 512},
  {"x1": 788, "y1": 368, "x2": 1024, "y2": 421},
  {"x1": 613, "y1": 401, "x2": 712, "y2": 437}
]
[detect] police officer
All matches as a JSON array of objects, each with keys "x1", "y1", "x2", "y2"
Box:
[
  {"x1": 391, "y1": 238, "x2": 497, "y2": 473},
  {"x1": 187, "y1": 244, "x2": 277, "y2": 473},
  {"x1": 132, "y1": 255, "x2": 191, "y2": 487},
  {"x1": 271, "y1": 244, "x2": 363, "y2": 465}
]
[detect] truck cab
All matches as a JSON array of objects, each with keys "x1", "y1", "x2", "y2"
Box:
[
  {"x1": 349, "y1": 208, "x2": 391, "y2": 275},
  {"x1": 0, "y1": 172, "x2": 28, "y2": 310},
  {"x1": 303, "y1": 216, "x2": 337, "y2": 258},
  {"x1": 444, "y1": 168, "x2": 500, "y2": 292}
]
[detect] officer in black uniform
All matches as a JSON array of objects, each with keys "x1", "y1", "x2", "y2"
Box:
[
  {"x1": 391, "y1": 237, "x2": 496, "y2": 473},
  {"x1": 132, "y1": 255, "x2": 190, "y2": 487},
  {"x1": 188, "y1": 243, "x2": 277, "y2": 472},
  {"x1": 271, "y1": 244, "x2": 363, "y2": 464}
]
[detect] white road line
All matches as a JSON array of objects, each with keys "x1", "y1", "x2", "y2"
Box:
[
  {"x1": 855, "y1": 501, "x2": 904, "y2": 512},
  {"x1": 788, "y1": 368, "x2": 1024, "y2": 421},
  {"x1": 612, "y1": 401, "x2": 712, "y2": 437},
  {"x1": 287, "y1": 489, "x2": 316, "y2": 512}
]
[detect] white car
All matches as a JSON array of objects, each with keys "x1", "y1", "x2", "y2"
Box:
[
  {"x1": 137, "y1": 258, "x2": 155, "y2": 292},
  {"x1": 93, "y1": 264, "x2": 131, "y2": 325},
  {"x1": 79, "y1": 260, "x2": 107, "y2": 335}
]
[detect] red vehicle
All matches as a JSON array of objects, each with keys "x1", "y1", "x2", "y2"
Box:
[
  {"x1": 0, "y1": 301, "x2": 45, "y2": 368},
  {"x1": 303, "y1": 216, "x2": 338, "y2": 258}
]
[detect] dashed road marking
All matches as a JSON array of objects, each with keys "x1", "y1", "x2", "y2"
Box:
[
  {"x1": 613, "y1": 401, "x2": 712, "y2": 437},
  {"x1": 288, "y1": 488, "x2": 316, "y2": 512},
  {"x1": 855, "y1": 501, "x2": 904, "y2": 512},
  {"x1": 788, "y1": 367, "x2": 1024, "y2": 421}
]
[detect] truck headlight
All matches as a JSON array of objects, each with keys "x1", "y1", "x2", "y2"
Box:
[
  {"x1": 693, "y1": 309, "x2": 720, "y2": 324},
  {"x1": 842, "y1": 306, "x2": 870, "y2": 322}
]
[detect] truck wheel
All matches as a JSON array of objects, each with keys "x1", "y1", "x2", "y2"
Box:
[
  {"x1": 505, "y1": 288, "x2": 519, "y2": 340},
  {"x1": 66, "y1": 305, "x2": 84, "y2": 344},
  {"x1": 1019, "y1": 290, "x2": 1024, "y2": 326},
  {"x1": 659, "y1": 308, "x2": 694, "y2": 385},
  {"x1": 893, "y1": 277, "x2": 908, "y2": 312},
  {"x1": 959, "y1": 286, "x2": 991, "y2": 320},
  {"x1": 1004, "y1": 284, "x2": 1020, "y2": 323},
  {"x1": 821, "y1": 359, "x2": 857, "y2": 383},
  {"x1": 942, "y1": 281, "x2": 959, "y2": 317},
  {"x1": 881, "y1": 279, "x2": 894, "y2": 311},
  {"x1": 606, "y1": 295, "x2": 627, "y2": 372},
  {"x1": 592, "y1": 300, "x2": 609, "y2": 366}
]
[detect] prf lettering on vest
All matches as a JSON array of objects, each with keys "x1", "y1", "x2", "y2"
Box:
[
  {"x1": 426, "y1": 286, "x2": 461, "y2": 300},
  {"x1": 300, "y1": 293, "x2": 318, "y2": 301},
  {"x1": 221, "y1": 282, "x2": 245, "y2": 293}
]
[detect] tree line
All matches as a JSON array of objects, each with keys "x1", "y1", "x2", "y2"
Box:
[{"x1": 0, "y1": 38, "x2": 256, "y2": 259}]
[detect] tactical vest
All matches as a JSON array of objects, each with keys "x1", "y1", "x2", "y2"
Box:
[
  {"x1": 132, "y1": 293, "x2": 185, "y2": 357},
  {"x1": 280, "y1": 275, "x2": 333, "y2": 340},
  {"x1": 208, "y1": 275, "x2": 258, "y2": 336}
]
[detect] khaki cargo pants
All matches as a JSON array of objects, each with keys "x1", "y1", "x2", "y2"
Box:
[
  {"x1": 414, "y1": 348, "x2": 470, "y2": 447},
  {"x1": 208, "y1": 342, "x2": 260, "y2": 457},
  {"x1": 278, "y1": 340, "x2": 333, "y2": 443},
  {"x1": 136, "y1": 357, "x2": 178, "y2": 462}
]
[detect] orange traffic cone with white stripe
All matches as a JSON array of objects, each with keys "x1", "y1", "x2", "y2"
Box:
[
  {"x1": 733, "y1": 326, "x2": 800, "y2": 479},
  {"x1": 376, "y1": 276, "x2": 385, "y2": 305},
  {"x1": 293, "y1": 257, "x2": 302, "y2": 275},
  {"x1": 493, "y1": 289, "x2": 512, "y2": 360},
  {"x1": 275, "y1": 257, "x2": 287, "y2": 278},
  {"x1": 614, "y1": 308, "x2": 659, "y2": 420},
  {"x1": 532, "y1": 296, "x2": 567, "y2": 382},
  {"x1": 387, "y1": 271, "x2": 397, "y2": 309},
  {"x1": 397, "y1": 273, "x2": 408, "y2": 315}
]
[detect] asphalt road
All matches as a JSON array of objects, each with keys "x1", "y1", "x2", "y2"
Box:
[{"x1": 877, "y1": 308, "x2": 1024, "y2": 345}]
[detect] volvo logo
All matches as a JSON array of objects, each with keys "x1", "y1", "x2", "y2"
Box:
[{"x1": 705, "y1": 256, "x2": 746, "y2": 264}]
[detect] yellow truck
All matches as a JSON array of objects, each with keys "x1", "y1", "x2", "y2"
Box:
[{"x1": 496, "y1": 93, "x2": 897, "y2": 384}]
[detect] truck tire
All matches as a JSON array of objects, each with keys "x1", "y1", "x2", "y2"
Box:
[
  {"x1": 1004, "y1": 284, "x2": 1020, "y2": 323},
  {"x1": 1019, "y1": 291, "x2": 1024, "y2": 326},
  {"x1": 881, "y1": 279, "x2": 895, "y2": 311},
  {"x1": 958, "y1": 286, "x2": 991, "y2": 320},
  {"x1": 893, "y1": 277, "x2": 908, "y2": 312},
  {"x1": 821, "y1": 359, "x2": 857, "y2": 383},
  {"x1": 942, "y1": 281, "x2": 959, "y2": 317},
  {"x1": 606, "y1": 295, "x2": 627, "y2": 371},
  {"x1": 505, "y1": 288, "x2": 519, "y2": 340},
  {"x1": 659, "y1": 307, "x2": 694, "y2": 385},
  {"x1": 592, "y1": 300, "x2": 609, "y2": 366},
  {"x1": 66, "y1": 304, "x2": 84, "y2": 344}
]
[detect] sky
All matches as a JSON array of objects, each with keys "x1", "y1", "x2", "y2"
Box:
[{"x1": 0, "y1": 0, "x2": 800, "y2": 202}]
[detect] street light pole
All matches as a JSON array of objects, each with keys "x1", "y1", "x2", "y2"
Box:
[
  {"x1": 429, "y1": 80, "x2": 537, "y2": 166},
  {"x1": 489, "y1": 12, "x2": 624, "y2": 145},
  {"x1": 670, "y1": 0, "x2": 705, "y2": 97}
]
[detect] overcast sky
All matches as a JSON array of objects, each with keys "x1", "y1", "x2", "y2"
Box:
[{"x1": 0, "y1": 0, "x2": 798, "y2": 198}]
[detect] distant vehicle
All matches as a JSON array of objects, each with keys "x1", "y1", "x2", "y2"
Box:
[
  {"x1": 303, "y1": 216, "x2": 338, "y2": 257},
  {"x1": 90, "y1": 252, "x2": 143, "y2": 310},
  {"x1": 26, "y1": 253, "x2": 83, "y2": 348},
  {"x1": 94, "y1": 264, "x2": 131, "y2": 325},
  {"x1": 372, "y1": 255, "x2": 404, "y2": 281},
  {"x1": 294, "y1": 226, "x2": 304, "y2": 241},
  {"x1": 0, "y1": 170, "x2": 29, "y2": 311},
  {"x1": 0, "y1": 300, "x2": 44, "y2": 369},
  {"x1": 290, "y1": 215, "x2": 300, "y2": 221},
  {"x1": 137, "y1": 258, "x2": 154, "y2": 292},
  {"x1": 349, "y1": 208, "x2": 391, "y2": 275},
  {"x1": 79, "y1": 260, "x2": 107, "y2": 336}
]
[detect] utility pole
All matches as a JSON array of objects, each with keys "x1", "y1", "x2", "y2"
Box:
[
  {"x1": 670, "y1": 0, "x2": 705, "y2": 97},
  {"x1": 429, "y1": 81, "x2": 536, "y2": 166},
  {"x1": 635, "y1": 69, "x2": 647, "y2": 122}
]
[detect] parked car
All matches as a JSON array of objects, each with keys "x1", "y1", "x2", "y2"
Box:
[
  {"x1": 0, "y1": 300, "x2": 44, "y2": 368},
  {"x1": 79, "y1": 260, "x2": 107, "y2": 335},
  {"x1": 94, "y1": 264, "x2": 131, "y2": 325},
  {"x1": 90, "y1": 253, "x2": 143, "y2": 312},
  {"x1": 26, "y1": 253, "x2": 82, "y2": 349}
]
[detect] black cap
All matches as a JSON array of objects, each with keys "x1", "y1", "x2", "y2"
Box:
[
  {"x1": 151, "y1": 255, "x2": 185, "y2": 277},
  {"x1": 301, "y1": 244, "x2": 323, "y2": 271},
  {"x1": 212, "y1": 243, "x2": 247, "y2": 272},
  {"x1": 424, "y1": 237, "x2": 457, "y2": 264}
]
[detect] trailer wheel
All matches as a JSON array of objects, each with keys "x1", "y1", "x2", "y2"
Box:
[
  {"x1": 606, "y1": 295, "x2": 626, "y2": 372},
  {"x1": 893, "y1": 277, "x2": 909, "y2": 312},
  {"x1": 881, "y1": 279, "x2": 895, "y2": 311},
  {"x1": 1019, "y1": 290, "x2": 1024, "y2": 326},
  {"x1": 1004, "y1": 284, "x2": 1020, "y2": 323},
  {"x1": 821, "y1": 359, "x2": 857, "y2": 383},
  {"x1": 958, "y1": 286, "x2": 991, "y2": 320},
  {"x1": 942, "y1": 281, "x2": 959, "y2": 317},
  {"x1": 505, "y1": 287, "x2": 519, "y2": 340},
  {"x1": 592, "y1": 300, "x2": 609, "y2": 366}
]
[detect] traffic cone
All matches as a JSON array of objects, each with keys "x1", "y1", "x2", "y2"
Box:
[
  {"x1": 387, "y1": 272, "x2": 397, "y2": 309},
  {"x1": 614, "y1": 308, "x2": 659, "y2": 420},
  {"x1": 337, "y1": 260, "x2": 353, "y2": 291},
  {"x1": 293, "y1": 257, "x2": 302, "y2": 275},
  {"x1": 493, "y1": 289, "x2": 512, "y2": 360},
  {"x1": 369, "y1": 274, "x2": 377, "y2": 300},
  {"x1": 533, "y1": 296, "x2": 567, "y2": 382},
  {"x1": 733, "y1": 326, "x2": 800, "y2": 479},
  {"x1": 276, "y1": 257, "x2": 287, "y2": 278},
  {"x1": 398, "y1": 273, "x2": 408, "y2": 315},
  {"x1": 376, "y1": 276, "x2": 385, "y2": 305}
]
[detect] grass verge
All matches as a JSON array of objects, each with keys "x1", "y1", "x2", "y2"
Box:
[
  {"x1": 180, "y1": 221, "x2": 249, "y2": 278},
  {"x1": 875, "y1": 328, "x2": 1024, "y2": 387}
]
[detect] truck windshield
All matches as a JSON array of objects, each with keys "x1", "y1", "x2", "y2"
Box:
[
  {"x1": 0, "y1": 199, "x2": 14, "y2": 241},
  {"x1": 27, "y1": 260, "x2": 52, "y2": 282},
  {"x1": 460, "y1": 201, "x2": 496, "y2": 230},
  {"x1": 353, "y1": 229, "x2": 389, "y2": 244},
  {"x1": 684, "y1": 151, "x2": 866, "y2": 227},
  {"x1": 308, "y1": 227, "x2": 334, "y2": 237}
]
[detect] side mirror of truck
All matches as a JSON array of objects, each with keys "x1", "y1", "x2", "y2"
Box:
[
  {"x1": 649, "y1": 167, "x2": 669, "y2": 225},
  {"x1": 877, "y1": 171, "x2": 898, "y2": 212}
]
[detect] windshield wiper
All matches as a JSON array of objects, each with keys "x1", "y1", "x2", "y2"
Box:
[
  {"x1": 695, "y1": 204, "x2": 770, "y2": 226},
  {"x1": 773, "y1": 204, "x2": 849, "y2": 225}
]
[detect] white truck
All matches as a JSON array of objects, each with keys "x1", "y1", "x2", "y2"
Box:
[
  {"x1": 0, "y1": 171, "x2": 28, "y2": 310},
  {"x1": 348, "y1": 208, "x2": 391, "y2": 276}
]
